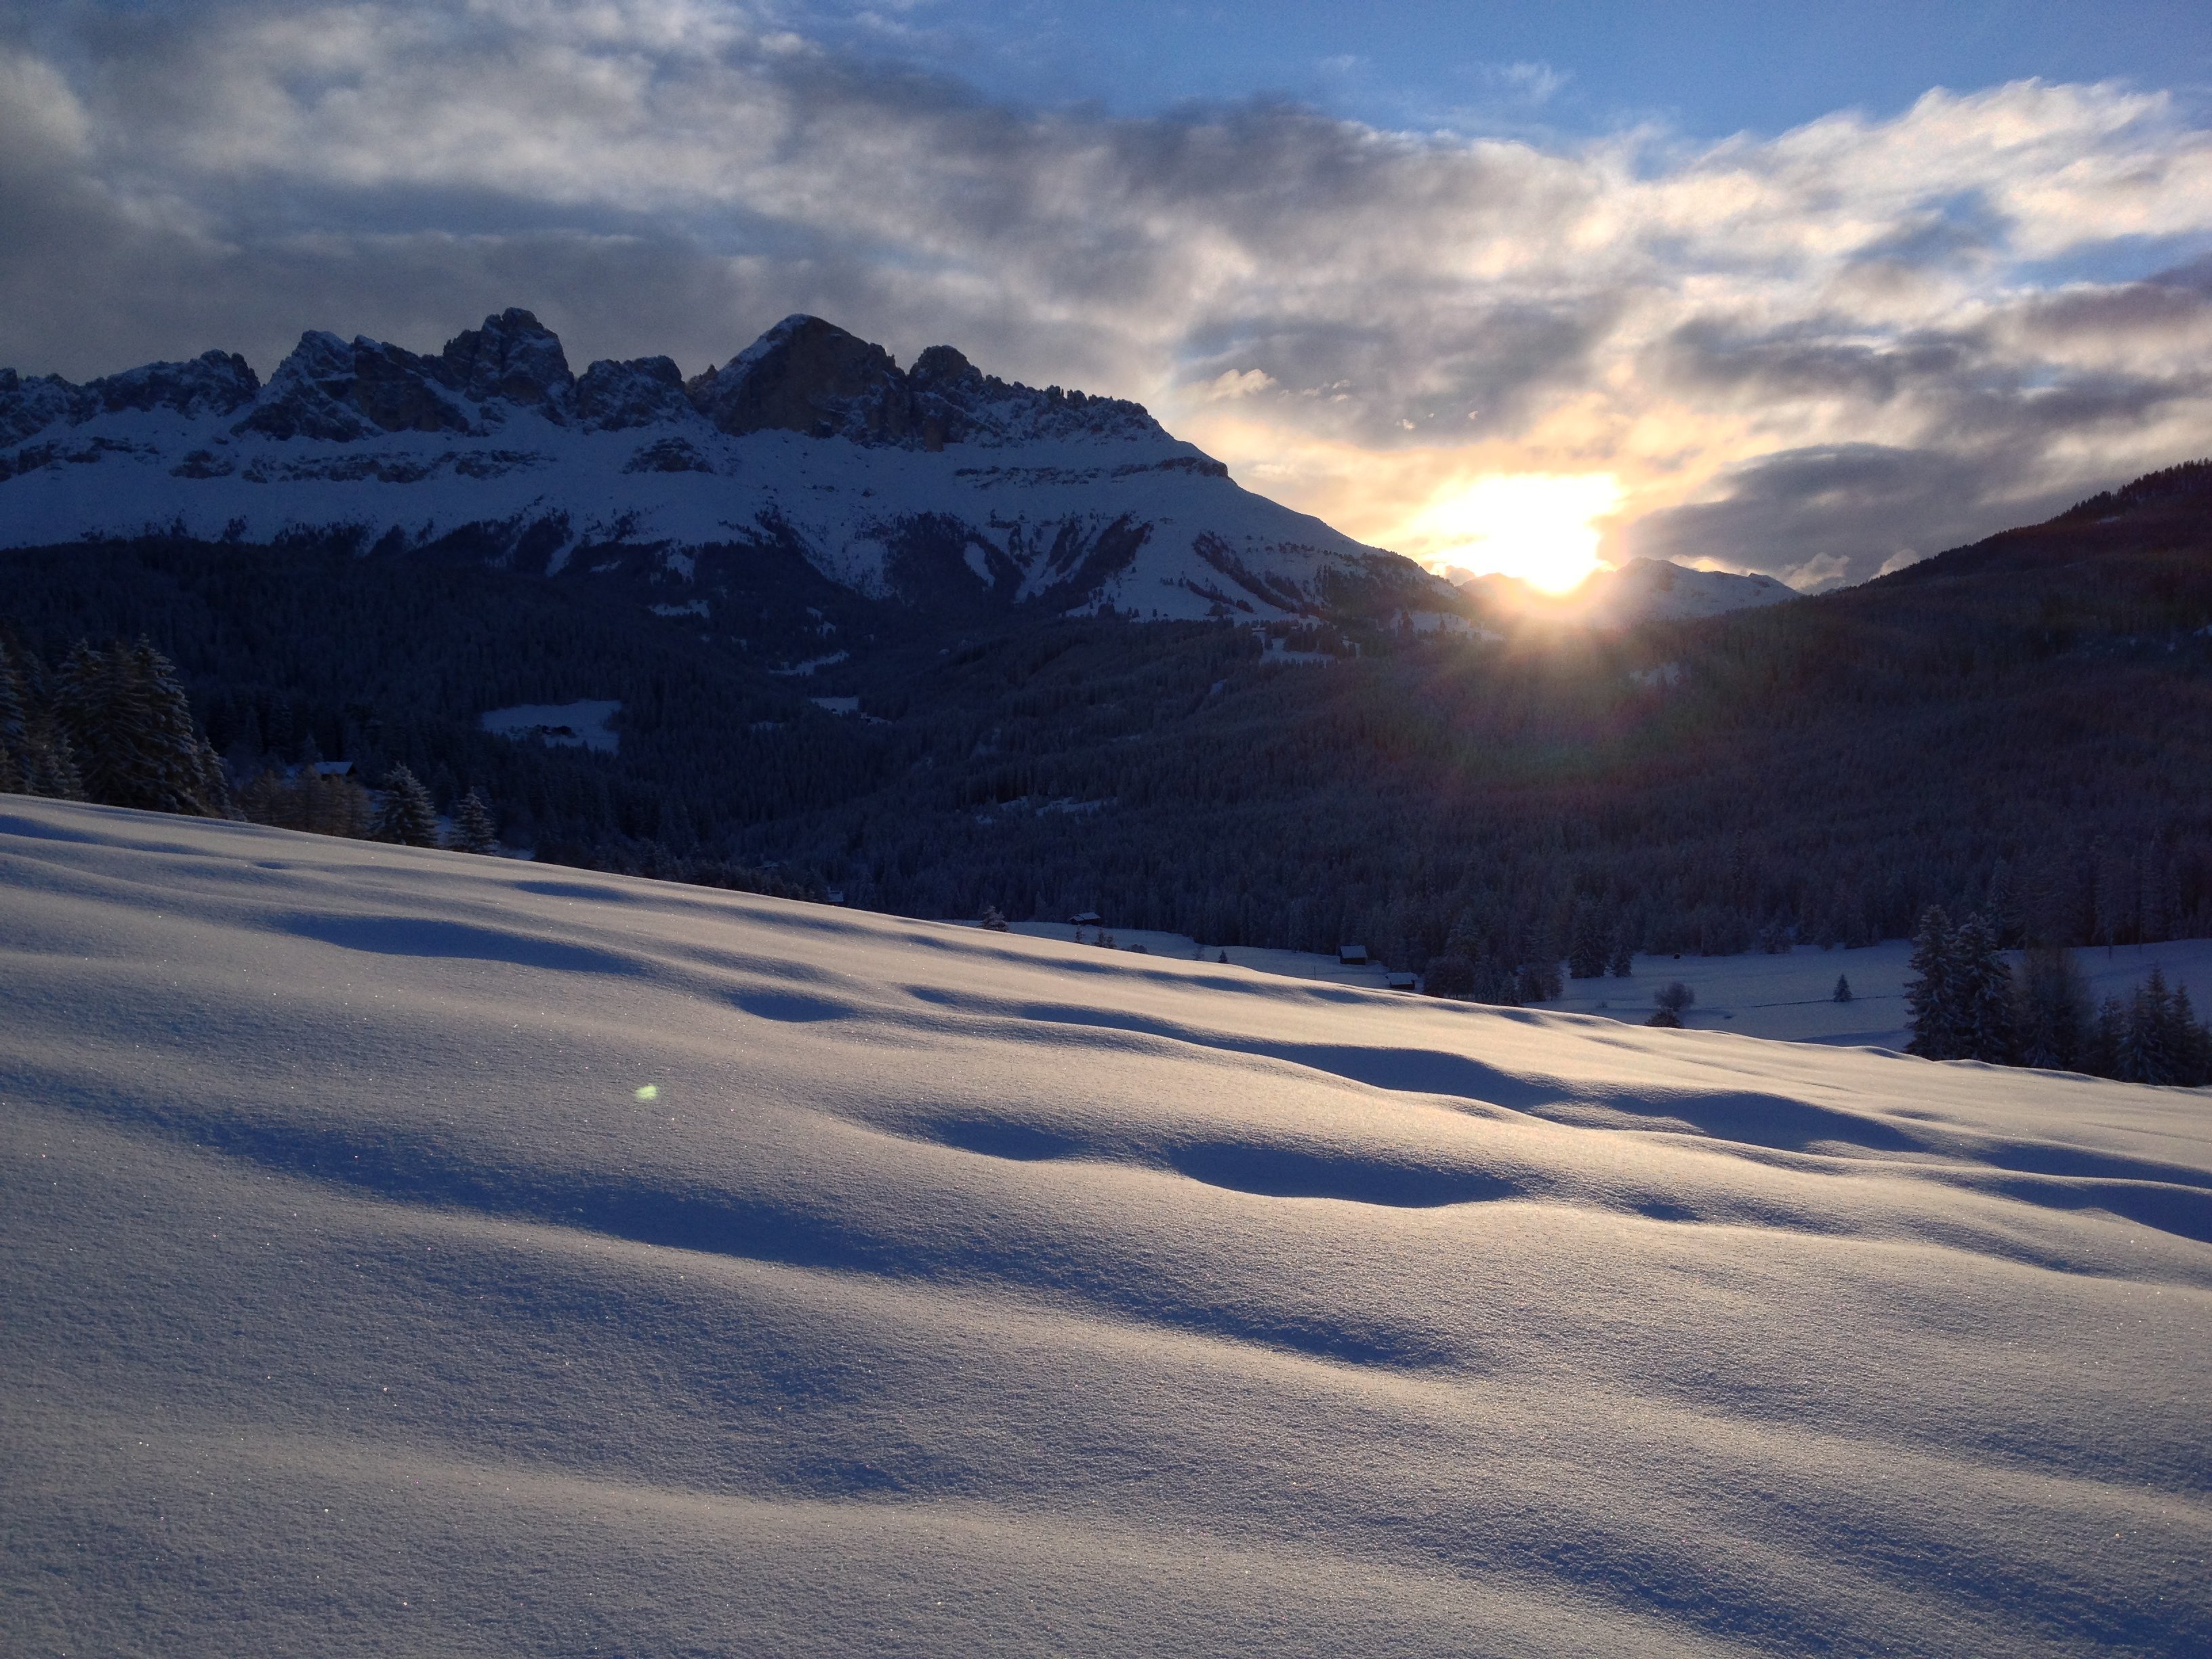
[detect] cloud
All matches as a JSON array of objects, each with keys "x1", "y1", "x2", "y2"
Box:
[
  {"x1": 1780, "y1": 552, "x2": 1853, "y2": 593},
  {"x1": 1, "y1": 4, "x2": 2209, "y2": 584},
  {"x1": 1200, "y1": 367, "x2": 1276, "y2": 401}
]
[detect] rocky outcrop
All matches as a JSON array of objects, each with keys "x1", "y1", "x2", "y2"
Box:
[
  {"x1": 85, "y1": 352, "x2": 261, "y2": 419},
  {"x1": 235, "y1": 331, "x2": 476, "y2": 442},
  {"x1": 0, "y1": 369, "x2": 82, "y2": 446},
  {"x1": 437, "y1": 308, "x2": 574, "y2": 422},
  {"x1": 683, "y1": 316, "x2": 1164, "y2": 451},
  {"x1": 687, "y1": 316, "x2": 919, "y2": 445},
  {"x1": 0, "y1": 352, "x2": 260, "y2": 443},
  {"x1": 2, "y1": 308, "x2": 1170, "y2": 455},
  {"x1": 575, "y1": 356, "x2": 692, "y2": 431}
]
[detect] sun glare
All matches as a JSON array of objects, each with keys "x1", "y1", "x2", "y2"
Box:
[{"x1": 1399, "y1": 473, "x2": 1622, "y2": 594}]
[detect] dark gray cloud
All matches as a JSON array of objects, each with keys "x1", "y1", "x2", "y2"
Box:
[{"x1": 1624, "y1": 443, "x2": 2078, "y2": 581}]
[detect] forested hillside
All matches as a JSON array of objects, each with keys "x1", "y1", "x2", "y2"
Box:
[{"x1": 4, "y1": 462, "x2": 2208, "y2": 979}]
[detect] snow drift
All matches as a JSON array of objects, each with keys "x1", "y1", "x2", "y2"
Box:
[{"x1": 2, "y1": 798, "x2": 2208, "y2": 1655}]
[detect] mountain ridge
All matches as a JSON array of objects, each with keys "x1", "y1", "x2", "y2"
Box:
[{"x1": 0, "y1": 308, "x2": 1449, "y2": 626}]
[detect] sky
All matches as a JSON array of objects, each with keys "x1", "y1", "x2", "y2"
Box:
[{"x1": 3, "y1": 2, "x2": 2211, "y2": 591}]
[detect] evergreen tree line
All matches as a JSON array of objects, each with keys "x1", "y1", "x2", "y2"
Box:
[
  {"x1": 2, "y1": 513, "x2": 2208, "y2": 991},
  {"x1": 2, "y1": 630, "x2": 508, "y2": 856},
  {"x1": 1905, "y1": 905, "x2": 2212, "y2": 1086}
]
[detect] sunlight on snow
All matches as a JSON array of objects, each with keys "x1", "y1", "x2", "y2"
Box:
[{"x1": 1397, "y1": 472, "x2": 1622, "y2": 593}]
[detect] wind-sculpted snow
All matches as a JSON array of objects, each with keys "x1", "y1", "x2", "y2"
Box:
[
  {"x1": 0, "y1": 311, "x2": 1434, "y2": 620},
  {"x1": 3, "y1": 800, "x2": 2209, "y2": 1656}
]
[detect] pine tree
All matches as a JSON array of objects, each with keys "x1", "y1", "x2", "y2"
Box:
[
  {"x1": 2121, "y1": 968, "x2": 2177, "y2": 1084},
  {"x1": 2013, "y1": 946, "x2": 2090, "y2": 1072},
  {"x1": 1567, "y1": 904, "x2": 1607, "y2": 979},
  {"x1": 371, "y1": 765, "x2": 441, "y2": 847},
  {"x1": 50, "y1": 638, "x2": 228, "y2": 817},
  {"x1": 0, "y1": 640, "x2": 28, "y2": 792},
  {"x1": 448, "y1": 787, "x2": 499, "y2": 854},
  {"x1": 2169, "y1": 985, "x2": 2212, "y2": 1087},
  {"x1": 1424, "y1": 955, "x2": 1475, "y2": 998},
  {"x1": 1832, "y1": 973, "x2": 1852, "y2": 1004},
  {"x1": 1608, "y1": 937, "x2": 1634, "y2": 977},
  {"x1": 2086, "y1": 996, "x2": 2127, "y2": 1078},
  {"x1": 1904, "y1": 906, "x2": 1962, "y2": 1060},
  {"x1": 1952, "y1": 912, "x2": 2015, "y2": 1063}
]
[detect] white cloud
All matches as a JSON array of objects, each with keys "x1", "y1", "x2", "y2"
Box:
[
  {"x1": 1781, "y1": 552, "x2": 1853, "y2": 592},
  {"x1": 1200, "y1": 367, "x2": 1276, "y2": 401}
]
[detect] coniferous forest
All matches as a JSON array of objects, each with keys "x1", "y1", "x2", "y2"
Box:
[{"x1": 4, "y1": 462, "x2": 2211, "y2": 1021}]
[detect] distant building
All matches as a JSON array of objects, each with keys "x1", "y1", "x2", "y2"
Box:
[
  {"x1": 1071, "y1": 910, "x2": 1103, "y2": 927},
  {"x1": 824, "y1": 888, "x2": 845, "y2": 906},
  {"x1": 1385, "y1": 971, "x2": 1417, "y2": 991},
  {"x1": 1338, "y1": 943, "x2": 1368, "y2": 966}
]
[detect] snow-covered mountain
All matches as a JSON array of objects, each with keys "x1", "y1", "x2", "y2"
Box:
[
  {"x1": 1460, "y1": 557, "x2": 1799, "y2": 628},
  {"x1": 0, "y1": 310, "x2": 1444, "y2": 623},
  {"x1": 7, "y1": 797, "x2": 2211, "y2": 1656}
]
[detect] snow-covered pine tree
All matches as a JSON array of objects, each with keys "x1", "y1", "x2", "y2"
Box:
[
  {"x1": 371, "y1": 765, "x2": 441, "y2": 847},
  {"x1": 1832, "y1": 973, "x2": 1852, "y2": 1003},
  {"x1": 1904, "y1": 906, "x2": 1962, "y2": 1060},
  {"x1": 448, "y1": 787, "x2": 499, "y2": 854}
]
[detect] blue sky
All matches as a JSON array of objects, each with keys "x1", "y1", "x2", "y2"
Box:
[
  {"x1": 804, "y1": 0, "x2": 2212, "y2": 144},
  {"x1": 3, "y1": 0, "x2": 2211, "y2": 588}
]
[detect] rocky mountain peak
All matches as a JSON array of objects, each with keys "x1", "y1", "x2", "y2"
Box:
[
  {"x1": 85, "y1": 350, "x2": 262, "y2": 419},
  {"x1": 574, "y1": 354, "x2": 690, "y2": 432},
  {"x1": 236, "y1": 331, "x2": 475, "y2": 442},
  {"x1": 909, "y1": 344, "x2": 981, "y2": 391},
  {"x1": 438, "y1": 308, "x2": 574, "y2": 420},
  {"x1": 3, "y1": 307, "x2": 1172, "y2": 455},
  {"x1": 687, "y1": 315, "x2": 920, "y2": 445}
]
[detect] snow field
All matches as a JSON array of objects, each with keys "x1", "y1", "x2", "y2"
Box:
[{"x1": 2, "y1": 798, "x2": 2209, "y2": 1656}]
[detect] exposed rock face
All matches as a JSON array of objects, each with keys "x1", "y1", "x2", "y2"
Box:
[
  {"x1": 575, "y1": 356, "x2": 692, "y2": 431},
  {"x1": 0, "y1": 352, "x2": 260, "y2": 443},
  {"x1": 236, "y1": 331, "x2": 476, "y2": 442},
  {"x1": 683, "y1": 316, "x2": 1161, "y2": 451},
  {"x1": 438, "y1": 309, "x2": 574, "y2": 422},
  {"x1": 4, "y1": 308, "x2": 1167, "y2": 455},
  {"x1": 687, "y1": 316, "x2": 917, "y2": 445},
  {"x1": 85, "y1": 352, "x2": 262, "y2": 419},
  {"x1": 0, "y1": 370, "x2": 83, "y2": 446}
]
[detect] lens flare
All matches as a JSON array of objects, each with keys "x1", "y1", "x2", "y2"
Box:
[
  {"x1": 1397, "y1": 472, "x2": 1622, "y2": 594},
  {"x1": 634, "y1": 1084, "x2": 659, "y2": 1101}
]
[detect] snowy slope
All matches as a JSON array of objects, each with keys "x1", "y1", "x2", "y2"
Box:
[
  {"x1": 4, "y1": 798, "x2": 2210, "y2": 1657},
  {"x1": 0, "y1": 311, "x2": 1441, "y2": 623}
]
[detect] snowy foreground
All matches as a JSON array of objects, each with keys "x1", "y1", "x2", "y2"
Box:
[{"x1": 3, "y1": 800, "x2": 2209, "y2": 1656}]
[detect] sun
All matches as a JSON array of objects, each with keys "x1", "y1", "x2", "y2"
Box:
[{"x1": 1398, "y1": 472, "x2": 1622, "y2": 594}]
